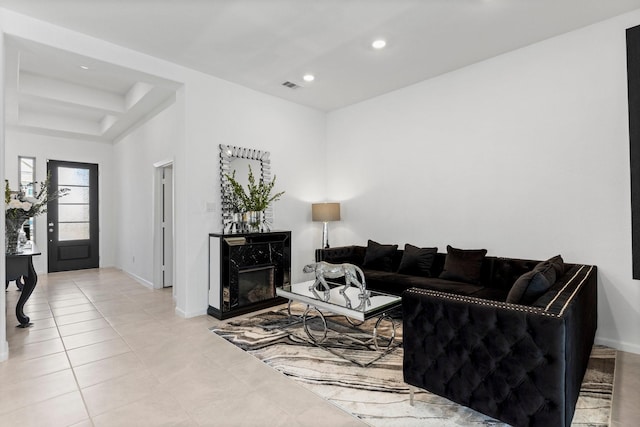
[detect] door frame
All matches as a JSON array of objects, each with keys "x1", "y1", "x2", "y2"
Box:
[{"x1": 152, "y1": 159, "x2": 175, "y2": 292}]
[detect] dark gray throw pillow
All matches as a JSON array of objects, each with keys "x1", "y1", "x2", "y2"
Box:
[
  {"x1": 506, "y1": 270, "x2": 552, "y2": 305},
  {"x1": 397, "y1": 244, "x2": 438, "y2": 277},
  {"x1": 363, "y1": 240, "x2": 398, "y2": 272},
  {"x1": 438, "y1": 245, "x2": 487, "y2": 285},
  {"x1": 541, "y1": 255, "x2": 564, "y2": 278}
]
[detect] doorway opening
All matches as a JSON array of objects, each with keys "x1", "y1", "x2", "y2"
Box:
[{"x1": 153, "y1": 160, "x2": 174, "y2": 290}]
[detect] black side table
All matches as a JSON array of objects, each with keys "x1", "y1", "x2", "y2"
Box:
[{"x1": 6, "y1": 244, "x2": 41, "y2": 328}]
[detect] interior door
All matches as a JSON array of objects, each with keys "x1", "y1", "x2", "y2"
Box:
[
  {"x1": 162, "y1": 165, "x2": 173, "y2": 287},
  {"x1": 47, "y1": 160, "x2": 99, "y2": 272}
]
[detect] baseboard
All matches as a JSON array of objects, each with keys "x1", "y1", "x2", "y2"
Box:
[
  {"x1": 175, "y1": 306, "x2": 207, "y2": 319},
  {"x1": 123, "y1": 270, "x2": 154, "y2": 289},
  {"x1": 595, "y1": 336, "x2": 640, "y2": 355},
  {"x1": 0, "y1": 340, "x2": 8, "y2": 362}
]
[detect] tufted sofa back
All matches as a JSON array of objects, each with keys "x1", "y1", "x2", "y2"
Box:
[{"x1": 318, "y1": 245, "x2": 563, "y2": 292}]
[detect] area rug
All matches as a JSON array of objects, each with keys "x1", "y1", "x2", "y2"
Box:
[{"x1": 211, "y1": 306, "x2": 616, "y2": 426}]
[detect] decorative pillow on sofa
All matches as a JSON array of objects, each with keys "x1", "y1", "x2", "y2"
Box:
[
  {"x1": 438, "y1": 245, "x2": 487, "y2": 285},
  {"x1": 363, "y1": 240, "x2": 398, "y2": 272},
  {"x1": 397, "y1": 244, "x2": 437, "y2": 277},
  {"x1": 538, "y1": 255, "x2": 564, "y2": 277},
  {"x1": 506, "y1": 257, "x2": 564, "y2": 305}
]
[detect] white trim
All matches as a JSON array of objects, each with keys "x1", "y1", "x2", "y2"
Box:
[
  {"x1": 153, "y1": 158, "x2": 173, "y2": 168},
  {"x1": 152, "y1": 161, "x2": 175, "y2": 290},
  {"x1": 0, "y1": 341, "x2": 8, "y2": 362},
  {"x1": 124, "y1": 270, "x2": 153, "y2": 289},
  {"x1": 175, "y1": 306, "x2": 207, "y2": 319},
  {"x1": 595, "y1": 336, "x2": 640, "y2": 355}
]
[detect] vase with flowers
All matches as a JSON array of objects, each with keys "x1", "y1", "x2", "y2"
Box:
[
  {"x1": 5, "y1": 176, "x2": 69, "y2": 254},
  {"x1": 224, "y1": 165, "x2": 284, "y2": 232}
]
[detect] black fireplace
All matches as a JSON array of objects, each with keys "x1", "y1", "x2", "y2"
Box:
[{"x1": 208, "y1": 231, "x2": 290, "y2": 319}]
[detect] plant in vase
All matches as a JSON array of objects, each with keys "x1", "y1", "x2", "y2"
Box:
[
  {"x1": 224, "y1": 165, "x2": 284, "y2": 231},
  {"x1": 5, "y1": 176, "x2": 69, "y2": 254}
]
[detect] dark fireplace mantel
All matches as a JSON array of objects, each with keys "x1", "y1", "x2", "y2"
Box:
[{"x1": 208, "y1": 231, "x2": 291, "y2": 319}]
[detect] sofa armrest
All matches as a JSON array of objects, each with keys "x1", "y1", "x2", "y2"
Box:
[{"x1": 402, "y1": 289, "x2": 567, "y2": 426}]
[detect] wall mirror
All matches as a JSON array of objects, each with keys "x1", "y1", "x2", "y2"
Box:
[{"x1": 219, "y1": 144, "x2": 272, "y2": 231}]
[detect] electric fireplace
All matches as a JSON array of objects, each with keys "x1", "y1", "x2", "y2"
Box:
[{"x1": 208, "y1": 231, "x2": 290, "y2": 319}]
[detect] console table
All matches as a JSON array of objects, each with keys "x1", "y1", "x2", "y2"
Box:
[{"x1": 6, "y1": 244, "x2": 41, "y2": 328}]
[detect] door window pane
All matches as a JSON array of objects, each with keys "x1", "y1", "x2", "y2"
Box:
[
  {"x1": 59, "y1": 205, "x2": 90, "y2": 222},
  {"x1": 58, "y1": 167, "x2": 90, "y2": 186},
  {"x1": 59, "y1": 223, "x2": 90, "y2": 241},
  {"x1": 61, "y1": 187, "x2": 90, "y2": 204}
]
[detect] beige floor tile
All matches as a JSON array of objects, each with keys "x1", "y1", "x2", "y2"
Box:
[
  {"x1": 81, "y1": 369, "x2": 161, "y2": 416},
  {"x1": 74, "y1": 352, "x2": 144, "y2": 389},
  {"x1": 66, "y1": 337, "x2": 131, "y2": 367},
  {"x1": 0, "y1": 391, "x2": 88, "y2": 427},
  {"x1": 189, "y1": 389, "x2": 295, "y2": 427},
  {"x1": 0, "y1": 352, "x2": 70, "y2": 385},
  {"x1": 120, "y1": 327, "x2": 178, "y2": 351},
  {"x1": 7, "y1": 326, "x2": 60, "y2": 347},
  {"x1": 611, "y1": 350, "x2": 640, "y2": 425},
  {"x1": 8, "y1": 338, "x2": 65, "y2": 362},
  {"x1": 0, "y1": 369, "x2": 78, "y2": 415},
  {"x1": 62, "y1": 327, "x2": 121, "y2": 350},
  {"x1": 103, "y1": 311, "x2": 157, "y2": 327},
  {"x1": 49, "y1": 297, "x2": 91, "y2": 308},
  {"x1": 58, "y1": 318, "x2": 111, "y2": 337},
  {"x1": 91, "y1": 393, "x2": 194, "y2": 427},
  {"x1": 51, "y1": 303, "x2": 97, "y2": 317},
  {"x1": 55, "y1": 310, "x2": 103, "y2": 326}
]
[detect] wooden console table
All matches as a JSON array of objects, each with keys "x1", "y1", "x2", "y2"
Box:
[{"x1": 6, "y1": 244, "x2": 41, "y2": 328}]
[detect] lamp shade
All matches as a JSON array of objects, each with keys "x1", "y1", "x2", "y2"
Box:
[{"x1": 312, "y1": 203, "x2": 341, "y2": 222}]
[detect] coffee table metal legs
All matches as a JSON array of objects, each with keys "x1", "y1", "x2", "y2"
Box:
[
  {"x1": 302, "y1": 306, "x2": 327, "y2": 343},
  {"x1": 298, "y1": 303, "x2": 397, "y2": 351}
]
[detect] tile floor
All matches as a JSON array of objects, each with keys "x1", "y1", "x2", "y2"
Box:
[{"x1": 1, "y1": 268, "x2": 639, "y2": 426}]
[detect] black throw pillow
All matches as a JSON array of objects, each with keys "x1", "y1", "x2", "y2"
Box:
[
  {"x1": 363, "y1": 240, "x2": 398, "y2": 272},
  {"x1": 543, "y1": 254, "x2": 565, "y2": 277},
  {"x1": 397, "y1": 244, "x2": 438, "y2": 277},
  {"x1": 438, "y1": 245, "x2": 487, "y2": 285},
  {"x1": 506, "y1": 270, "x2": 552, "y2": 305}
]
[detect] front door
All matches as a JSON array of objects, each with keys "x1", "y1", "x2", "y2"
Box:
[{"x1": 47, "y1": 160, "x2": 99, "y2": 272}]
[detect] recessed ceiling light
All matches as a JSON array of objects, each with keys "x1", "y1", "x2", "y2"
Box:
[
  {"x1": 79, "y1": 65, "x2": 90, "y2": 70},
  {"x1": 372, "y1": 39, "x2": 387, "y2": 49},
  {"x1": 303, "y1": 74, "x2": 315, "y2": 82}
]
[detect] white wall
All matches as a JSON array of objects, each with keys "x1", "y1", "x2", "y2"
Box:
[
  {"x1": 113, "y1": 98, "x2": 180, "y2": 286},
  {"x1": 0, "y1": 25, "x2": 8, "y2": 362},
  {"x1": 327, "y1": 11, "x2": 640, "y2": 354},
  {"x1": 4, "y1": 132, "x2": 116, "y2": 273}
]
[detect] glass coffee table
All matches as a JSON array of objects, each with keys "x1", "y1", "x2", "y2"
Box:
[{"x1": 276, "y1": 280, "x2": 402, "y2": 355}]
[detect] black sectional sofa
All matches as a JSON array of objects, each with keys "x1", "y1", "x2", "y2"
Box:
[{"x1": 316, "y1": 241, "x2": 598, "y2": 427}]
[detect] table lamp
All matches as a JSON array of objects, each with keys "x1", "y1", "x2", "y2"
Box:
[{"x1": 312, "y1": 202, "x2": 341, "y2": 248}]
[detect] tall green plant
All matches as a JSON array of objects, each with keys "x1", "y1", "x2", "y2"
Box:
[{"x1": 225, "y1": 165, "x2": 284, "y2": 212}]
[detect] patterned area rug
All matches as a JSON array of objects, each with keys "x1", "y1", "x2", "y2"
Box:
[{"x1": 211, "y1": 305, "x2": 616, "y2": 426}]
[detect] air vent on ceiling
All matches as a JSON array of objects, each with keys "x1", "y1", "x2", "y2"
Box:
[{"x1": 282, "y1": 81, "x2": 302, "y2": 89}]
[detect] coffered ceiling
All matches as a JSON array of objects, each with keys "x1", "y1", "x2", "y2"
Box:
[{"x1": 2, "y1": 0, "x2": 640, "y2": 142}]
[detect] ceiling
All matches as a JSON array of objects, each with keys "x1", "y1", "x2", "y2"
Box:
[{"x1": 2, "y1": 0, "x2": 640, "y2": 142}]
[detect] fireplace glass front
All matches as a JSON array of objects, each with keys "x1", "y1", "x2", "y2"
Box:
[{"x1": 238, "y1": 265, "x2": 276, "y2": 306}]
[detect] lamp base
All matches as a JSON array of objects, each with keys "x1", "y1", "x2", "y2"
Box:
[{"x1": 322, "y1": 222, "x2": 330, "y2": 249}]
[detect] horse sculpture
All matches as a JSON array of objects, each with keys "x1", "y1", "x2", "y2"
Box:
[{"x1": 302, "y1": 261, "x2": 371, "y2": 310}]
